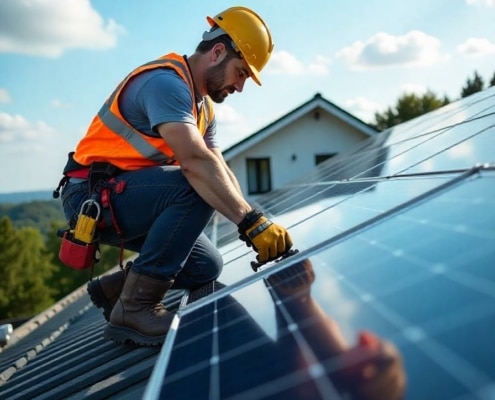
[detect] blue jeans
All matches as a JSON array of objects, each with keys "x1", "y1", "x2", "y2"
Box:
[{"x1": 61, "y1": 166, "x2": 223, "y2": 288}]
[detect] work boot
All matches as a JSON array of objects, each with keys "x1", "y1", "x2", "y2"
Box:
[
  {"x1": 104, "y1": 269, "x2": 175, "y2": 346},
  {"x1": 87, "y1": 262, "x2": 131, "y2": 321}
]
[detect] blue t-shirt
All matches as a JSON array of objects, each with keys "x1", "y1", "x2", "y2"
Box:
[{"x1": 118, "y1": 68, "x2": 218, "y2": 148}]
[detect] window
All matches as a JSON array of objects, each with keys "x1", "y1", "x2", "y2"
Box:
[
  {"x1": 247, "y1": 158, "x2": 271, "y2": 195},
  {"x1": 315, "y1": 153, "x2": 337, "y2": 165}
]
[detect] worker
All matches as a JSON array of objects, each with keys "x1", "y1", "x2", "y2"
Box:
[{"x1": 56, "y1": 6, "x2": 293, "y2": 346}]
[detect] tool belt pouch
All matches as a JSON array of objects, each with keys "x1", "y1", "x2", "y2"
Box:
[
  {"x1": 58, "y1": 199, "x2": 102, "y2": 270},
  {"x1": 59, "y1": 231, "x2": 98, "y2": 270}
]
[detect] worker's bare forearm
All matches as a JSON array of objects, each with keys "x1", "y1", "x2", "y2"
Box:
[
  {"x1": 157, "y1": 122, "x2": 252, "y2": 224},
  {"x1": 181, "y1": 155, "x2": 251, "y2": 224},
  {"x1": 210, "y1": 147, "x2": 244, "y2": 196}
]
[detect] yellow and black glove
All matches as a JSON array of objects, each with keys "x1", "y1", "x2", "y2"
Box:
[{"x1": 238, "y1": 209, "x2": 293, "y2": 264}]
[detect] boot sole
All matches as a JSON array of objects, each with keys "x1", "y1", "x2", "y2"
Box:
[
  {"x1": 87, "y1": 280, "x2": 113, "y2": 322},
  {"x1": 104, "y1": 324, "x2": 166, "y2": 346}
]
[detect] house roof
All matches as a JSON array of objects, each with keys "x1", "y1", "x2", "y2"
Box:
[
  {"x1": 1, "y1": 87, "x2": 494, "y2": 400},
  {"x1": 222, "y1": 92, "x2": 378, "y2": 160}
]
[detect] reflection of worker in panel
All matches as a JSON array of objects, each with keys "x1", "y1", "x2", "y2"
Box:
[
  {"x1": 203, "y1": 259, "x2": 406, "y2": 400},
  {"x1": 265, "y1": 259, "x2": 406, "y2": 400}
]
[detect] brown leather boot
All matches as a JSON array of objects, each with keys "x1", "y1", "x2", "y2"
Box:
[
  {"x1": 104, "y1": 269, "x2": 175, "y2": 346},
  {"x1": 87, "y1": 263, "x2": 130, "y2": 321}
]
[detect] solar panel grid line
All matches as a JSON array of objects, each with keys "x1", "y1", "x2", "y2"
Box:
[
  {"x1": 355, "y1": 120, "x2": 494, "y2": 181},
  {"x1": 255, "y1": 138, "x2": 422, "y2": 216},
  {"x1": 380, "y1": 91, "x2": 495, "y2": 145},
  {"x1": 265, "y1": 101, "x2": 476, "y2": 198},
  {"x1": 443, "y1": 269, "x2": 495, "y2": 300},
  {"x1": 265, "y1": 282, "x2": 343, "y2": 399},
  {"x1": 256, "y1": 153, "x2": 384, "y2": 212},
  {"x1": 325, "y1": 257, "x2": 494, "y2": 399},
  {"x1": 330, "y1": 266, "x2": 418, "y2": 334},
  {"x1": 382, "y1": 104, "x2": 495, "y2": 149},
  {"x1": 395, "y1": 124, "x2": 495, "y2": 177},
  {"x1": 407, "y1": 302, "x2": 495, "y2": 346},
  {"x1": 127, "y1": 90, "x2": 492, "y2": 398},
  {"x1": 279, "y1": 182, "x2": 371, "y2": 216},
  {"x1": 396, "y1": 209, "x2": 495, "y2": 243},
  {"x1": 413, "y1": 337, "x2": 494, "y2": 395},
  {"x1": 338, "y1": 240, "x2": 439, "y2": 300},
  {"x1": 287, "y1": 168, "x2": 477, "y2": 259},
  {"x1": 185, "y1": 169, "x2": 479, "y2": 319},
  {"x1": 223, "y1": 368, "x2": 336, "y2": 400},
  {"x1": 209, "y1": 302, "x2": 220, "y2": 400},
  {"x1": 250, "y1": 134, "x2": 387, "y2": 203},
  {"x1": 174, "y1": 250, "x2": 312, "y2": 317}
]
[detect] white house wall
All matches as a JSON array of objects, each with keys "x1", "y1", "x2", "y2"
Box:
[{"x1": 228, "y1": 108, "x2": 369, "y2": 202}]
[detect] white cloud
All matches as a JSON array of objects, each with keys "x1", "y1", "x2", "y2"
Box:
[
  {"x1": 457, "y1": 38, "x2": 495, "y2": 56},
  {"x1": 308, "y1": 55, "x2": 331, "y2": 76},
  {"x1": 344, "y1": 97, "x2": 382, "y2": 122},
  {"x1": 0, "y1": 88, "x2": 11, "y2": 103},
  {"x1": 214, "y1": 103, "x2": 245, "y2": 126},
  {"x1": 50, "y1": 99, "x2": 72, "y2": 109},
  {"x1": 214, "y1": 103, "x2": 251, "y2": 148},
  {"x1": 466, "y1": 0, "x2": 495, "y2": 6},
  {"x1": 0, "y1": 0, "x2": 126, "y2": 57},
  {"x1": 268, "y1": 50, "x2": 305, "y2": 75},
  {"x1": 337, "y1": 31, "x2": 448, "y2": 70},
  {"x1": 0, "y1": 112, "x2": 56, "y2": 153},
  {"x1": 267, "y1": 50, "x2": 329, "y2": 76},
  {"x1": 400, "y1": 83, "x2": 428, "y2": 95}
]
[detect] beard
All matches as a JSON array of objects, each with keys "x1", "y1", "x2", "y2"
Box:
[{"x1": 206, "y1": 58, "x2": 236, "y2": 103}]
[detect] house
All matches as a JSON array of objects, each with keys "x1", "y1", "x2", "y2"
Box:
[
  {"x1": 0, "y1": 87, "x2": 494, "y2": 400},
  {"x1": 223, "y1": 93, "x2": 377, "y2": 201}
]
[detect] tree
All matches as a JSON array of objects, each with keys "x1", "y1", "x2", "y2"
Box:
[
  {"x1": 490, "y1": 71, "x2": 495, "y2": 87},
  {"x1": 461, "y1": 70, "x2": 484, "y2": 98},
  {"x1": 373, "y1": 90, "x2": 450, "y2": 131},
  {"x1": 0, "y1": 217, "x2": 56, "y2": 319}
]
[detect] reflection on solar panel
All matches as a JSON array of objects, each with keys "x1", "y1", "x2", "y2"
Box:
[
  {"x1": 0, "y1": 88, "x2": 494, "y2": 400},
  {"x1": 147, "y1": 88, "x2": 495, "y2": 400}
]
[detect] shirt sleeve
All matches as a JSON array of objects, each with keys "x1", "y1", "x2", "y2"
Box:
[
  {"x1": 118, "y1": 68, "x2": 196, "y2": 136},
  {"x1": 204, "y1": 116, "x2": 218, "y2": 148}
]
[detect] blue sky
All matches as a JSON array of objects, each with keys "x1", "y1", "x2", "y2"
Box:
[{"x1": 1, "y1": 0, "x2": 494, "y2": 193}]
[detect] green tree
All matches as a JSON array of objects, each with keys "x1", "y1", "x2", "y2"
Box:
[
  {"x1": 461, "y1": 70, "x2": 484, "y2": 97},
  {"x1": 373, "y1": 90, "x2": 450, "y2": 131},
  {"x1": 490, "y1": 71, "x2": 495, "y2": 87},
  {"x1": 0, "y1": 217, "x2": 56, "y2": 319}
]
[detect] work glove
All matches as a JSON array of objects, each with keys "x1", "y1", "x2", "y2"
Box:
[{"x1": 238, "y1": 209, "x2": 293, "y2": 264}]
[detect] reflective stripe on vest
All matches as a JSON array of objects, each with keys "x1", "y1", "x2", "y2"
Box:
[
  {"x1": 73, "y1": 53, "x2": 214, "y2": 169},
  {"x1": 99, "y1": 57, "x2": 197, "y2": 164}
]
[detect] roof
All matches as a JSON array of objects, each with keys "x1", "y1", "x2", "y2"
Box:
[
  {"x1": 1, "y1": 87, "x2": 494, "y2": 400},
  {"x1": 222, "y1": 92, "x2": 378, "y2": 160}
]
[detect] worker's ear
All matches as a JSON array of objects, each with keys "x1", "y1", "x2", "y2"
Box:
[{"x1": 212, "y1": 43, "x2": 225, "y2": 61}]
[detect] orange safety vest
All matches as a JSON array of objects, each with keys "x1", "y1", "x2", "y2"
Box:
[{"x1": 73, "y1": 53, "x2": 214, "y2": 170}]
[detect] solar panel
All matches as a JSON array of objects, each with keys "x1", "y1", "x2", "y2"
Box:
[
  {"x1": 1, "y1": 88, "x2": 493, "y2": 400},
  {"x1": 144, "y1": 87, "x2": 495, "y2": 400}
]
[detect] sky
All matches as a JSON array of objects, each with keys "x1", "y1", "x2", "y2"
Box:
[{"x1": 0, "y1": 0, "x2": 494, "y2": 193}]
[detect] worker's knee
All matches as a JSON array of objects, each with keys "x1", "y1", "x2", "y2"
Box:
[{"x1": 173, "y1": 251, "x2": 223, "y2": 290}]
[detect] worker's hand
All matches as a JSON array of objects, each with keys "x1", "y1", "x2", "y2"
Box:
[
  {"x1": 338, "y1": 331, "x2": 406, "y2": 400},
  {"x1": 267, "y1": 259, "x2": 315, "y2": 296},
  {"x1": 238, "y1": 209, "x2": 293, "y2": 264}
]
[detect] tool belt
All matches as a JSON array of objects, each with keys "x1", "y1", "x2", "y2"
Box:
[{"x1": 54, "y1": 152, "x2": 126, "y2": 272}]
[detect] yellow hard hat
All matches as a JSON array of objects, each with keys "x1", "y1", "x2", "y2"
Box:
[{"x1": 206, "y1": 6, "x2": 274, "y2": 86}]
